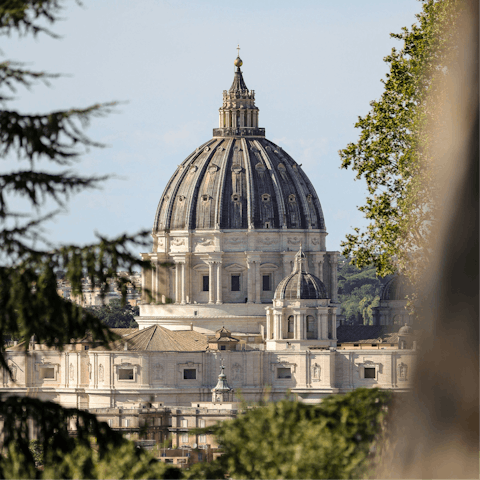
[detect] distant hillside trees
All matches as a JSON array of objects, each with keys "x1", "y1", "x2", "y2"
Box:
[
  {"x1": 338, "y1": 258, "x2": 383, "y2": 325},
  {"x1": 87, "y1": 300, "x2": 139, "y2": 328}
]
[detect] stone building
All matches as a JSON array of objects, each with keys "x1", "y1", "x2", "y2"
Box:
[{"x1": 2, "y1": 54, "x2": 417, "y2": 413}]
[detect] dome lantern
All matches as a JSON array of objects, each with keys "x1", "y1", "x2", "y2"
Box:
[{"x1": 214, "y1": 47, "x2": 263, "y2": 138}]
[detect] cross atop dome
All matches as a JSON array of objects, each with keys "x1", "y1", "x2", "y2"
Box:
[{"x1": 234, "y1": 44, "x2": 243, "y2": 68}]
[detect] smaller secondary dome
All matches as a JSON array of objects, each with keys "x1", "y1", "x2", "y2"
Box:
[
  {"x1": 398, "y1": 324, "x2": 413, "y2": 335},
  {"x1": 275, "y1": 247, "x2": 328, "y2": 300},
  {"x1": 380, "y1": 275, "x2": 412, "y2": 301},
  {"x1": 234, "y1": 56, "x2": 243, "y2": 67}
]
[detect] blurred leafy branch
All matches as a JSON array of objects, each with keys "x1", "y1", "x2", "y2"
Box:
[
  {"x1": 339, "y1": 0, "x2": 463, "y2": 288},
  {"x1": 0, "y1": 1, "x2": 172, "y2": 478}
]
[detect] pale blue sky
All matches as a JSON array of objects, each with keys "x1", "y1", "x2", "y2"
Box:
[{"x1": 5, "y1": 0, "x2": 422, "y2": 255}]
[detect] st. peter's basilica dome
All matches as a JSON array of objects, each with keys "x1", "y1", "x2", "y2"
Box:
[
  {"x1": 140, "y1": 53, "x2": 339, "y2": 334},
  {"x1": 153, "y1": 56, "x2": 326, "y2": 232}
]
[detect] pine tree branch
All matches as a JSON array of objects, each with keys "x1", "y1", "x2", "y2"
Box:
[
  {"x1": 0, "y1": 0, "x2": 66, "y2": 38},
  {"x1": 0, "y1": 170, "x2": 110, "y2": 216},
  {"x1": 0, "y1": 102, "x2": 117, "y2": 163},
  {"x1": 0, "y1": 61, "x2": 61, "y2": 100}
]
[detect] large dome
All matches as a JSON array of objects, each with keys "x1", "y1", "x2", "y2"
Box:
[{"x1": 153, "y1": 59, "x2": 326, "y2": 232}]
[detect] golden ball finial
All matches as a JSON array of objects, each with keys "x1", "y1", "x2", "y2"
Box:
[{"x1": 234, "y1": 56, "x2": 243, "y2": 67}]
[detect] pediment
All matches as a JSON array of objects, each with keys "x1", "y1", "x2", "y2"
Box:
[
  {"x1": 260, "y1": 263, "x2": 279, "y2": 270},
  {"x1": 225, "y1": 263, "x2": 246, "y2": 272},
  {"x1": 193, "y1": 264, "x2": 209, "y2": 272}
]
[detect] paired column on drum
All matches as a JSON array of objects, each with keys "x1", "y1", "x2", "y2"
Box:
[
  {"x1": 246, "y1": 255, "x2": 261, "y2": 303},
  {"x1": 328, "y1": 307, "x2": 337, "y2": 339},
  {"x1": 329, "y1": 254, "x2": 338, "y2": 302},
  {"x1": 206, "y1": 259, "x2": 222, "y2": 304},
  {"x1": 174, "y1": 259, "x2": 186, "y2": 305},
  {"x1": 207, "y1": 261, "x2": 215, "y2": 304},
  {"x1": 216, "y1": 260, "x2": 223, "y2": 304}
]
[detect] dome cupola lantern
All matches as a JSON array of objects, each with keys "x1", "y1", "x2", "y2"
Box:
[{"x1": 214, "y1": 46, "x2": 263, "y2": 138}]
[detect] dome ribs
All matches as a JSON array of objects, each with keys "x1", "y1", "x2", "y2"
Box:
[
  {"x1": 257, "y1": 139, "x2": 287, "y2": 229},
  {"x1": 279, "y1": 147, "x2": 326, "y2": 231},
  {"x1": 153, "y1": 149, "x2": 198, "y2": 231},
  {"x1": 170, "y1": 140, "x2": 217, "y2": 230},
  {"x1": 241, "y1": 138, "x2": 255, "y2": 230},
  {"x1": 214, "y1": 139, "x2": 233, "y2": 229},
  {"x1": 195, "y1": 143, "x2": 223, "y2": 229},
  {"x1": 161, "y1": 152, "x2": 199, "y2": 230},
  {"x1": 267, "y1": 146, "x2": 303, "y2": 229},
  {"x1": 186, "y1": 140, "x2": 220, "y2": 230},
  {"x1": 251, "y1": 139, "x2": 281, "y2": 229},
  {"x1": 280, "y1": 157, "x2": 307, "y2": 229},
  {"x1": 153, "y1": 139, "x2": 328, "y2": 233},
  {"x1": 300, "y1": 169, "x2": 326, "y2": 231},
  {"x1": 222, "y1": 139, "x2": 248, "y2": 229}
]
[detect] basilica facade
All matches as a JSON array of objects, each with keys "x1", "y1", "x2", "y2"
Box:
[{"x1": 2, "y1": 55, "x2": 416, "y2": 410}]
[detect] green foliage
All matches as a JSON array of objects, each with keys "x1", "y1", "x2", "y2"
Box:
[
  {"x1": 339, "y1": 0, "x2": 463, "y2": 280},
  {"x1": 0, "y1": 397, "x2": 182, "y2": 479},
  {"x1": 28, "y1": 439, "x2": 43, "y2": 465},
  {"x1": 191, "y1": 388, "x2": 393, "y2": 479},
  {"x1": 338, "y1": 259, "x2": 383, "y2": 324},
  {"x1": 87, "y1": 299, "x2": 139, "y2": 328},
  {"x1": 0, "y1": 1, "x2": 162, "y2": 477}
]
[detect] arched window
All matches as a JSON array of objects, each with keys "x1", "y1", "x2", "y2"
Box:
[
  {"x1": 307, "y1": 315, "x2": 316, "y2": 339},
  {"x1": 287, "y1": 316, "x2": 294, "y2": 339}
]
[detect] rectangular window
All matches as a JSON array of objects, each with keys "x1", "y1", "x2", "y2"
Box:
[
  {"x1": 198, "y1": 453, "x2": 203, "y2": 461},
  {"x1": 40, "y1": 367, "x2": 55, "y2": 379},
  {"x1": 181, "y1": 419, "x2": 188, "y2": 428},
  {"x1": 119, "y1": 369, "x2": 134, "y2": 380},
  {"x1": 262, "y1": 275, "x2": 271, "y2": 291},
  {"x1": 220, "y1": 345, "x2": 226, "y2": 350},
  {"x1": 199, "y1": 434, "x2": 207, "y2": 444},
  {"x1": 277, "y1": 367, "x2": 292, "y2": 379},
  {"x1": 202, "y1": 276, "x2": 209, "y2": 291},
  {"x1": 231, "y1": 275, "x2": 240, "y2": 291},
  {"x1": 181, "y1": 433, "x2": 189, "y2": 443},
  {"x1": 124, "y1": 419, "x2": 130, "y2": 427},
  {"x1": 199, "y1": 419, "x2": 206, "y2": 428},
  {"x1": 364, "y1": 367, "x2": 376, "y2": 379},
  {"x1": 184, "y1": 369, "x2": 197, "y2": 380}
]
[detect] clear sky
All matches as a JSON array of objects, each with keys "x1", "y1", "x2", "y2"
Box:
[{"x1": 5, "y1": 0, "x2": 423, "y2": 256}]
